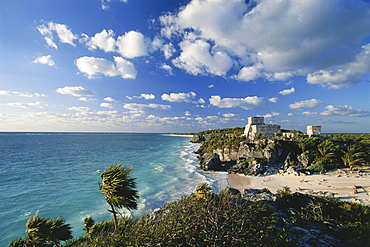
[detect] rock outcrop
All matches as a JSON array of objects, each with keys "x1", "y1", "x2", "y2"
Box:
[{"x1": 198, "y1": 153, "x2": 223, "y2": 171}]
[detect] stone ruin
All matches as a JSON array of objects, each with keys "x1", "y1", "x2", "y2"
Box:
[
  {"x1": 307, "y1": 125, "x2": 321, "y2": 137},
  {"x1": 244, "y1": 117, "x2": 280, "y2": 140}
]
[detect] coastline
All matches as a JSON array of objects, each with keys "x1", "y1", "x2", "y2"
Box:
[{"x1": 228, "y1": 167, "x2": 370, "y2": 206}]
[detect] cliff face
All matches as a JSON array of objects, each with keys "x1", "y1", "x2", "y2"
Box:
[
  {"x1": 237, "y1": 141, "x2": 283, "y2": 164},
  {"x1": 194, "y1": 132, "x2": 302, "y2": 175}
]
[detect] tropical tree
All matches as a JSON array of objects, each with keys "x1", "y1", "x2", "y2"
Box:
[
  {"x1": 10, "y1": 211, "x2": 72, "y2": 247},
  {"x1": 99, "y1": 164, "x2": 139, "y2": 232},
  {"x1": 195, "y1": 183, "x2": 213, "y2": 198},
  {"x1": 316, "y1": 139, "x2": 341, "y2": 168},
  {"x1": 341, "y1": 143, "x2": 368, "y2": 170},
  {"x1": 297, "y1": 137, "x2": 321, "y2": 153}
]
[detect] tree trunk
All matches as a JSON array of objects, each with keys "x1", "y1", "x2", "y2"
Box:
[{"x1": 110, "y1": 204, "x2": 118, "y2": 233}]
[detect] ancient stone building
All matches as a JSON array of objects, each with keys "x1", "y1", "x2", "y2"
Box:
[
  {"x1": 244, "y1": 117, "x2": 280, "y2": 140},
  {"x1": 307, "y1": 125, "x2": 321, "y2": 137}
]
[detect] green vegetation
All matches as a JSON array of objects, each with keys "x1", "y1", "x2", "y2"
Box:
[
  {"x1": 195, "y1": 127, "x2": 246, "y2": 154},
  {"x1": 99, "y1": 164, "x2": 139, "y2": 232},
  {"x1": 10, "y1": 182, "x2": 370, "y2": 247},
  {"x1": 9, "y1": 211, "x2": 72, "y2": 247}
]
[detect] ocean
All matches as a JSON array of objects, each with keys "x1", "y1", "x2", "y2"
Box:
[{"x1": 0, "y1": 132, "x2": 228, "y2": 245}]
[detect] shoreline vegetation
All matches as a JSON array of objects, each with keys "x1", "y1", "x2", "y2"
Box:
[{"x1": 9, "y1": 129, "x2": 370, "y2": 246}]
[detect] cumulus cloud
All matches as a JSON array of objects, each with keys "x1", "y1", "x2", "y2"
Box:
[
  {"x1": 100, "y1": 103, "x2": 115, "y2": 109},
  {"x1": 172, "y1": 39, "x2": 233, "y2": 76},
  {"x1": 209, "y1": 95, "x2": 264, "y2": 110},
  {"x1": 161, "y1": 92, "x2": 196, "y2": 103},
  {"x1": 116, "y1": 31, "x2": 149, "y2": 59},
  {"x1": 268, "y1": 97, "x2": 278, "y2": 103},
  {"x1": 289, "y1": 99, "x2": 322, "y2": 110},
  {"x1": 0, "y1": 90, "x2": 46, "y2": 98},
  {"x1": 263, "y1": 112, "x2": 280, "y2": 118},
  {"x1": 126, "y1": 94, "x2": 155, "y2": 100},
  {"x1": 37, "y1": 21, "x2": 77, "y2": 49},
  {"x1": 236, "y1": 64, "x2": 264, "y2": 82},
  {"x1": 223, "y1": 113, "x2": 238, "y2": 118},
  {"x1": 279, "y1": 87, "x2": 295, "y2": 96},
  {"x1": 123, "y1": 103, "x2": 171, "y2": 111},
  {"x1": 104, "y1": 97, "x2": 116, "y2": 102},
  {"x1": 75, "y1": 56, "x2": 137, "y2": 79},
  {"x1": 56, "y1": 86, "x2": 96, "y2": 97},
  {"x1": 159, "y1": 0, "x2": 370, "y2": 87},
  {"x1": 32, "y1": 55, "x2": 55, "y2": 67},
  {"x1": 160, "y1": 64, "x2": 173, "y2": 75},
  {"x1": 84, "y1": 29, "x2": 116, "y2": 52},
  {"x1": 2, "y1": 101, "x2": 48, "y2": 108},
  {"x1": 307, "y1": 105, "x2": 370, "y2": 117},
  {"x1": 69, "y1": 106, "x2": 90, "y2": 112}
]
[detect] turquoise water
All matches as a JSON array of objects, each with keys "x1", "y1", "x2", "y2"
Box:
[{"x1": 0, "y1": 133, "x2": 227, "y2": 245}]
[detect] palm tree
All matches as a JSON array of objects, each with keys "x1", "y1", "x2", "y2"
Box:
[
  {"x1": 99, "y1": 164, "x2": 139, "y2": 232},
  {"x1": 196, "y1": 183, "x2": 213, "y2": 198},
  {"x1": 341, "y1": 143, "x2": 368, "y2": 170},
  {"x1": 21, "y1": 211, "x2": 72, "y2": 247}
]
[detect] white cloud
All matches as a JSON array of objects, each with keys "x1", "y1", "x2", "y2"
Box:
[
  {"x1": 172, "y1": 39, "x2": 233, "y2": 76},
  {"x1": 101, "y1": 0, "x2": 128, "y2": 10},
  {"x1": 161, "y1": 92, "x2": 196, "y2": 103},
  {"x1": 56, "y1": 86, "x2": 96, "y2": 97},
  {"x1": 268, "y1": 97, "x2": 278, "y2": 103},
  {"x1": 85, "y1": 29, "x2": 116, "y2": 52},
  {"x1": 32, "y1": 55, "x2": 55, "y2": 67},
  {"x1": 208, "y1": 84, "x2": 214, "y2": 88},
  {"x1": 162, "y1": 43, "x2": 176, "y2": 59},
  {"x1": 79, "y1": 97, "x2": 97, "y2": 102},
  {"x1": 198, "y1": 98, "x2": 205, "y2": 104},
  {"x1": 126, "y1": 94, "x2": 155, "y2": 100},
  {"x1": 0, "y1": 90, "x2": 45, "y2": 98},
  {"x1": 37, "y1": 21, "x2": 77, "y2": 49},
  {"x1": 319, "y1": 105, "x2": 370, "y2": 117},
  {"x1": 2, "y1": 101, "x2": 48, "y2": 108},
  {"x1": 159, "y1": 0, "x2": 370, "y2": 87},
  {"x1": 209, "y1": 95, "x2": 264, "y2": 110},
  {"x1": 104, "y1": 97, "x2": 116, "y2": 102},
  {"x1": 289, "y1": 99, "x2": 322, "y2": 110},
  {"x1": 160, "y1": 64, "x2": 173, "y2": 75},
  {"x1": 75, "y1": 56, "x2": 137, "y2": 79},
  {"x1": 123, "y1": 103, "x2": 171, "y2": 111},
  {"x1": 279, "y1": 87, "x2": 295, "y2": 96},
  {"x1": 223, "y1": 113, "x2": 238, "y2": 118},
  {"x1": 100, "y1": 103, "x2": 115, "y2": 109},
  {"x1": 69, "y1": 106, "x2": 90, "y2": 112},
  {"x1": 236, "y1": 64, "x2": 264, "y2": 82},
  {"x1": 116, "y1": 31, "x2": 149, "y2": 59},
  {"x1": 263, "y1": 112, "x2": 280, "y2": 118}
]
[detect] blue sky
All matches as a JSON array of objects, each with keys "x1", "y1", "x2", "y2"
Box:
[{"x1": 1, "y1": 0, "x2": 370, "y2": 133}]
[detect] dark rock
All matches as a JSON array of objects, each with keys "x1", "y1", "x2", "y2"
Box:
[
  {"x1": 243, "y1": 188, "x2": 278, "y2": 202},
  {"x1": 190, "y1": 134, "x2": 206, "y2": 143},
  {"x1": 297, "y1": 152, "x2": 314, "y2": 168},
  {"x1": 200, "y1": 153, "x2": 223, "y2": 171},
  {"x1": 221, "y1": 187, "x2": 241, "y2": 196}
]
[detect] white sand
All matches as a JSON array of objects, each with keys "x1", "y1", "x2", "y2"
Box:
[{"x1": 228, "y1": 167, "x2": 370, "y2": 206}]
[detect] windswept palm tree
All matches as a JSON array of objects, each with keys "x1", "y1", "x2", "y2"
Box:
[
  {"x1": 341, "y1": 143, "x2": 368, "y2": 170},
  {"x1": 11, "y1": 211, "x2": 73, "y2": 247},
  {"x1": 196, "y1": 183, "x2": 213, "y2": 198},
  {"x1": 99, "y1": 164, "x2": 139, "y2": 232}
]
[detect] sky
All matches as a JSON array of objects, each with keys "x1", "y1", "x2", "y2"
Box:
[{"x1": 1, "y1": 0, "x2": 370, "y2": 133}]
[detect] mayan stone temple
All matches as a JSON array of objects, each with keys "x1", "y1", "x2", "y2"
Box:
[
  {"x1": 244, "y1": 116, "x2": 281, "y2": 140},
  {"x1": 307, "y1": 125, "x2": 321, "y2": 137}
]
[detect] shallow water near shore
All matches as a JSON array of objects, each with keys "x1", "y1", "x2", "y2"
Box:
[{"x1": 0, "y1": 132, "x2": 227, "y2": 245}]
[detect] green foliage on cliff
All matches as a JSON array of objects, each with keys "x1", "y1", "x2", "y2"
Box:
[{"x1": 195, "y1": 127, "x2": 246, "y2": 154}]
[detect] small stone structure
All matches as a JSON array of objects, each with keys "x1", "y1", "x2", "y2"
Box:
[
  {"x1": 307, "y1": 125, "x2": 321, "y2": 137},
  {"x1": 244, "y1": 117, "x2": 280, "y2": 140}
]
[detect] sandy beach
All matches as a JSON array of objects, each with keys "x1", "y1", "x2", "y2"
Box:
[{"x1": 228, "y1": 167, "x2": 370, "y2": 206}]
